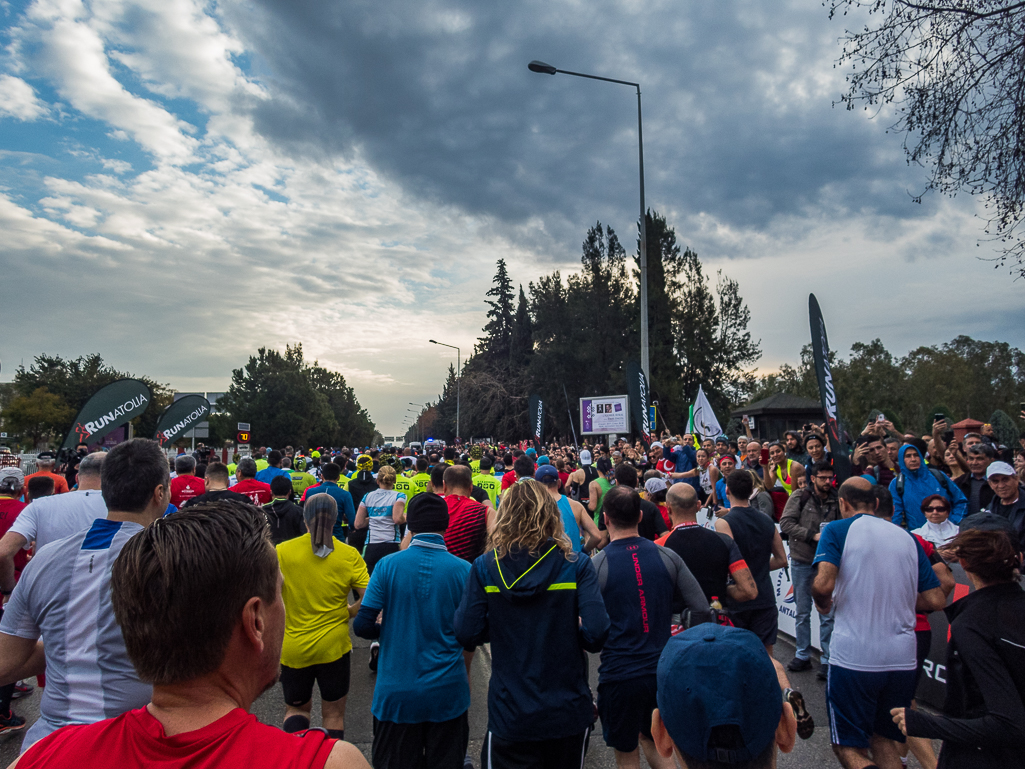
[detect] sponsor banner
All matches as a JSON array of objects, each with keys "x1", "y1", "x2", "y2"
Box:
[
  {"x1": 808, "y1": 294, "x2": 853, "y2": 482},
  {"x1": 527, "y1": 393, "x2": 545, "y2": 446},
  {"x1": 580, "y1": 395, "x2": 629, "y2": 435},
  {"x1": 60, "y1": 379, "x2": 152, "y2": 452},
  {"x1": 626, "y1": 360, "x2": 651, "y2": 446},
  {"x1": 153, "y1": 395, "x2": 211, "y2": 447}
]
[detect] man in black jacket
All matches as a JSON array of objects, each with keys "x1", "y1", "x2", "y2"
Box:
[
  {"x1": 263, "y1": 476, "x2": 305, "y2": 545},
  {"x1": 956, "y1": 444, "x2": 996, "y2": 516}
]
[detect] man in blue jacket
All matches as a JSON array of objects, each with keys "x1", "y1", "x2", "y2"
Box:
[
  {"x1": 352, "y1": 493, "x2": 471, "y2": 769},
  {"x1": 454, "y1": 480, "x2": 610, "y2": 769}
]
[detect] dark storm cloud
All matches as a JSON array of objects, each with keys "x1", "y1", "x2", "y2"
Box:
[{"x1": 226, "y1": 0, "x2": 928, "y2": 256}]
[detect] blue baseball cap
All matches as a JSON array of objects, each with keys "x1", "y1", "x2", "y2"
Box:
[
  {"x1": 537, "y1": 455, "x2": 550, "y2": 465},
  {"x1": 657, "y1": 624, "x2": 782, "y2": 764},
  {"x1": 534, "y1": 465, "x2": 560, "y2": 483},
  {"x1": 525, "y1": 447, "x2": 537, "y2": 458}
]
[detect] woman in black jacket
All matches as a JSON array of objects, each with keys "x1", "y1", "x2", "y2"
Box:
[{"x1": 892, "y1": 529, "x2": 1025, "y2": 768}]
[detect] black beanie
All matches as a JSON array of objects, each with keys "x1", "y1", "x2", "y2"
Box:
[{"x1": 406, "y1": 492, "x2": 449, "y2": 534}]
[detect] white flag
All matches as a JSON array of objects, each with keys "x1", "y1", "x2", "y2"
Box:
[{"x1": 691, "y1": 385, "x2": 722, "y2": 441}]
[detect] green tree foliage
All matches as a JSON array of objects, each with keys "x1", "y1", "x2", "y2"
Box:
[
  {"x1": 219, "y1": 345, "x2": 375, "y2": 448},
  {"x1": 478, "y1": 258, "x2": 515, "y2": 363},
  {"x1": 4, "y1": 387, "x2": 74, "y2": 448},
  {"x1": 989, "y1": 409, "x2": 1018, "y2": 447},
  {"x1": 12, "y1": 353, "x2": 173, "y2": 442},
  {"x1": 751, "y1": 336, "x2": 1025, "y2": 438}
]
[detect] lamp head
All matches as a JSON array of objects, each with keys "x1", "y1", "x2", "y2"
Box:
[{"x1": 528, "y1": 60, "x2": 557, "y2": 75}]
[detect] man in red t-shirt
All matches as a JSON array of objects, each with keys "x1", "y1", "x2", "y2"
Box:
[
  {"x1": 0, "y1": 467, "x2": 30, "y2": 736},
  {"x1": 442, "y1": 466, "x2": 492, "y2": 562},
  {"x1": 24, "y1": 453, "x2": 69, "y2": 495},
  {"x1": 228, "y1": 458, "x2": 273, "y2": 506},
  {"x1": 170, "y1": 455, "x2": 206, "y2": 508},
  {"x1": 8, "y1": 500, "x2": 369, "y2": 769}
]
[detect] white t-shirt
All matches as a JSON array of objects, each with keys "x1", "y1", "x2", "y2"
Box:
[
  {"x1": 10, "y1": 489, "x2": 107, "y2": 550},
  {"x1": 363, "y1": 489, "x2": 406, "y2": 544},
  {"x1": 813, "y1": 514, "x2": 940, "y2": 672}
]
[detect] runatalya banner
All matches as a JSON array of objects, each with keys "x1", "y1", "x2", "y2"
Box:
[
  {"x1": 808, "y1": 294, "x2": 853, "y2": 482},
  {"x1": 59, "y1": 379, "x2": 152, "y2": 453},
  {"x1": 626, "y1": 360, "x2": 651, "y2": 446},
  {"x1": 527, "y1": 394, "x2": 544, "y2": 447},
  {"x1": 153, "y1": 395, "x2": 211, "y2": 447}
]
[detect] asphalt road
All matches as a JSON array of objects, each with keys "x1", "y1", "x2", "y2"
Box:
[{"x1": 0, "y1": 635, "x2": 938, "y2": 768}]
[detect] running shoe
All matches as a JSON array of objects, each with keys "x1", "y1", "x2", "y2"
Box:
[
  {"x1": 369, "y1": 641, "x2": 380, "y2": 673},
  {"x1": 784, "y1": 688, "x2": 814, "y2": 740},
  {"x1": 0, "y1": 710, "x2": 26, "y2": 738},
  {"x1": 11, "y1": 681, "x2": 32, "y2": 700}
]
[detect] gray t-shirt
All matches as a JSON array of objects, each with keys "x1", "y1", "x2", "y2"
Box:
[
  {"x1": 9, "y1": 489, "x2": 107, "y2": 551},
  {"x1": 1, "y1": 518, "x2": 152, "y2": 745}
]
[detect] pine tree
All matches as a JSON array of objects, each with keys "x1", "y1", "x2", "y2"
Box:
[
  {"x1": 479, "y1": 259, "x2": 515, "y2": 363},
  {"x1": 510, "y1": 285, "x2": 533, "y2": 367}
]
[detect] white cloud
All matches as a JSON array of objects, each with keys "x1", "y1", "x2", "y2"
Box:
[{"x1": 0, "y1": 75, "x2": 48, "y2": 120}]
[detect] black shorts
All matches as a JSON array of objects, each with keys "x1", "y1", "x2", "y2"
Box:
[
  {"x1": 363, "y1": 542, "x2": 400, "y2": 575},
  {"x1": 280, "y1": 652, "x2": 351, "y2": 706},
  {"x1": 597, "y1": 675, "x2": 658, "y2": 752},
  {"x1": 729, "y1": 606, "x2": 779, "y2": 647},
  {"x1": 482, "y1": 728, "x2": 591, "y2": 769},
  {"x1": 372, "y1": 712, "x2": 469, "y2": 769},
  {"x1": 914, "y1": 629, "x2": 933, "y2": 689}
]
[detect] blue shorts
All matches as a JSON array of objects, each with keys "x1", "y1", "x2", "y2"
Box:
[{"x1": 826, "y1": 666, "x2": 916, "y2": 748}]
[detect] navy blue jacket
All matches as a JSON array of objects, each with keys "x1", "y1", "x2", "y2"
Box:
[{"x1": 454, "y1": 539, "x2": 610, "y2": 741}]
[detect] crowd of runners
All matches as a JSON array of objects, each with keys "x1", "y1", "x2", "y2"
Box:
[{"x1": 0, "y1": 416, "x2": 1021, "y2": 769}]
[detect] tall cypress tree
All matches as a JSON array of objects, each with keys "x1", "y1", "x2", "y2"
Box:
[{"x1": 479, "y1": 259, "x2": 515, "y2": 363}]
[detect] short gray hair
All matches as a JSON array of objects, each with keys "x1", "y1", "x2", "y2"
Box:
[
  {"x1": 174, "y1": 455, "x2": 197, "y2": 474},
  {"x1": 78, "y1": 452, "x2": 106, "y2": 477},
  {"x1": 235, "y1": 457, "x2": 257, "y2": 479}
]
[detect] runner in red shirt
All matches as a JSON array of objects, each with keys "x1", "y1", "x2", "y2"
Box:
[
  {"x1": 24, "y1": 453, "x2": 69, "y2": 494},
  {"x1": 441, "y1": 466, "x2": 491, "y2": 562},
  {"x1": 228, "y1": 458, "x2": 273, "y2": 506},
  {"x1": 9, "y1": 500, "x2": 369, "y2": 769},
  {"x1": 170, "y1": 456, "x2": 205, "y2": 508}
]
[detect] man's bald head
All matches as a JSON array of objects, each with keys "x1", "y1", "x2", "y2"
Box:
[
  {"x1": 838, "y1": 476, "x2": 877, "y2": 516},
  {"x1": 666, "y1": 483, "x2": 699, "y2": 522}
]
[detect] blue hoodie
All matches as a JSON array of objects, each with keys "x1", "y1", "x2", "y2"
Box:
[
  {"x1": 889, "y1": 444, "x2": 967, "y2": 529},
  {"x1": 454, "y1": 539, "x2": 609, "y2": 741}
]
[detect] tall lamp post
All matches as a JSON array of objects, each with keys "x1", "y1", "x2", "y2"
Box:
[
  {"x1": 429, "y1": 340, "x2": 460, "y2": 442},
  {"x1": 528, "y1": 59, "x2": 649, "y2": 382},
  {"x1": 409, "y1": 402, "x2": 428, "y2": 444}
]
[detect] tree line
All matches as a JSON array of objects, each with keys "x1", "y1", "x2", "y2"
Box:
[
  {"x1": 411, "y1": 210, "x2": 761, "y2": 443},
  {"x1": 0, "y1": 346, "x2": 377, "y2": 451}
]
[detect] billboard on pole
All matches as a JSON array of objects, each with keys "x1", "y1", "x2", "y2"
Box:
[{"x1": 580, "y1": 395, "x2": 630, "y2": 435}]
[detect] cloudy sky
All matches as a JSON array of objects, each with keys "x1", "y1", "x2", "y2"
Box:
[{"x1": 1, "y1": 0, "x2": 1021, "y2": 437}]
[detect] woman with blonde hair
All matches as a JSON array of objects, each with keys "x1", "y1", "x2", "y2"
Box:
[
  {"x1": 455, "y1": 480, "x2": 610, "y2": 769},
  {"x1": 354, "y1": 465, "x2": 406, "y2": 575}
]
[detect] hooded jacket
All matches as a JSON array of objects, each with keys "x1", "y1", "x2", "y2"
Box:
[
  {"x1": 454, "y1": 539, "x2": 610, "y2": 741},
  {"x1": 263, "y1": 498, "x2": 306, "y2": 545},
  {"x1": 890, "y1": 445, "x2": 967, "y2": 529}
]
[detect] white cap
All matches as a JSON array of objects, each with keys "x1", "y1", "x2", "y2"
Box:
[
  {"x1": 645, "y1": 477, "x2": 668, "y2": 495},
  {"x1": 986, "y1": 461, "x2": 1016, "y2": 479},
  {"x1": 650, "y1": 441, "x2": 663, "y2": 449},
  {"x1": 579, "y1": 450, "x2": 593, "y2": 466}
]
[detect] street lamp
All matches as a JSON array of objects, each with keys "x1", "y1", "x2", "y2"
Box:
[
  {"x1": 528, "y1": 59, "x2": 649, "y2": 383},
  {"x1": 429, "y1": 340, "x2": 460, "y2": 442},
  {"x1": 409, "y1": 402, "x2": 428, "y2": 443}
]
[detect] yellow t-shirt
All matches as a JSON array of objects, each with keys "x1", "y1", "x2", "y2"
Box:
[
  {"x1": 290, "y1": 471, "x2": 318, "y2": 497},
  {"x1": 255, "y1": 459, "x2": 269, "y2": 472},
  {"x1": 473, "y1": 473, "x2": 501, "y2": 505},
  {"x1": 277, "y1": 534, "x2": 370, "y2": 668},
  {"x1": 410, "y1": 473, "x2": 433, "y2": 497},
  {"x1": 393, "y1": 475, "x2": 414, "y2": 499}
]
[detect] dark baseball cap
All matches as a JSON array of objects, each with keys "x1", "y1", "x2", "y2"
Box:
[
  {"x1": 534, "y1": 465, "x2": 560, "y2": 483},
  {"x1": 657, "y1": 624, "x2": 781, "y2": 764}
]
